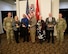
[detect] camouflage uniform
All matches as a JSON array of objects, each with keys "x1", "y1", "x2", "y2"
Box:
[
  {"x1": 56, "y1": 18, "x2": 67, "y2": 43},
  {"x1": 3, "y1": 17, "x2": 14, "y2": 44}
]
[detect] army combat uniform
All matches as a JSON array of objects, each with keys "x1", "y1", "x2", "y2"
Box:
[
  {"x1": 3, "y1": 17, "x2": 14, "y2": 44},
  {"x1": 56, "y1": 18, "x2": 67, "y2": 43}
]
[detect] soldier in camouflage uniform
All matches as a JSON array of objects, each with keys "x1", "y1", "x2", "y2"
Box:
[
  {"x1": 56, "y1": 13, "x2": 67, "y2": 43},
  {"x1": 3, "y1": 12, "x2": 14, "y2": 44}
]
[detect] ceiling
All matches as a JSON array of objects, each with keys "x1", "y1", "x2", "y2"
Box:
[
  {"x1": 0, "y1": 0, "x2": 25, "y2": 5},
  {"x1": 60, "y1": 0, "x2": 68, "y2": 2},
  {"x1": 0, "y1": 0, "x2": 68, "y2": 5},
  {"x1": 0, "y1": 0, "x2": 16, "y2": 5}
]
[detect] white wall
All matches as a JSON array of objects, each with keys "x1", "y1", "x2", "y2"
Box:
[
  {"x1": 52, "y1": 0, "x2": 59, "y2": 36},
  {"x1": 0, "y1": 1, "x2": 16, "y2": 34},
  {"x1": 18, "y1": 0, "x2": 51, "y2": 20},
  {"x1": 19, "y1": 1, "x2": 26, "y2": 20},
  {"x1": 40, "y1": 0, "x2": 51, "y2": 20},
  {"x1": 60, "y1": 2, "x2": 68, "y2": 9},
  {"x1": 52, "y1": 0, "x2": 59, "y2": 20}
]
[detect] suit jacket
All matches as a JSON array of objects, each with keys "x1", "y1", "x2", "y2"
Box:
[
  {"x1": 21, "y1": 18, "x2": 29, "y2": 28},
  {"x1": 46, "y1": 17, "x2": 56, "y2": 30},
  {"x1": 12, "y1": 20, "x2": 20, "y2": 31}
]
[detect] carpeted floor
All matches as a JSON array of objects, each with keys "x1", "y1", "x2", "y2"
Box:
[{"x1": 0, "y1": 34, "x2": 68, "y2": 54}]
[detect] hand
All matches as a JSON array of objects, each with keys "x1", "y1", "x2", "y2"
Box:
[
  {"x1": 39, "y1": 26, "x2": 42, "y2": 30},
  {"x1": 16, "y1": 26, "x2": 19, "y2": 28},
  {"x1": 16, "y1": 24, "x2": 18, "y2": 26},
  {"x1": 16, "y1": 24, "x2": 19, "y2": 28},
  {"x1": 22, "y1": 24, "x2": 26, "y2": 27},
  {"x1": 4, "y1": 29, "x2": 7, "y2": 31},
  {"x1": 4, "y1": 28, "x2": 7, "y2": 31},
  {"x1": 51, "y1": 25, "x2": 54, "y2": 27},
  {"x1": 48, "y1": 25, "x2": 51, "y2": 27},
  {"x1": 63, "y1": 30, "x2": 65, "y2": 32},
  {"x1": 28, "y1": 25, "x2": 31, "y2": 27},
  {"x1": 48, "y1": 25, "x2": 54, "y2": 27}
]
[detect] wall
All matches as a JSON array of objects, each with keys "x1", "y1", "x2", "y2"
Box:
[
  {"x1": 52, "y1": 0, "x2": 59, "y2": 20},
  {"x1": 16, "y1": 0, "x2": 59, "y2": 36},
  {"x1": 60, "y1": 2, "x2": 68, "y2": 9},
  {"x1": 0, "y1": 1, "x2": 16, "y2": 34},
  {"x1": 52, "y1": 0, "x2": 59, "y2": 36},
  {"x1": 17, "y1": 0, "x2": 51, "y2": 20},
  {"x1": 40, "y1": 0, "x2": 51, "y2": 20}
]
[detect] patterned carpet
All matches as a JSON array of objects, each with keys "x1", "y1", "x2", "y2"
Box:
[{"x1": 0, "y1": 34, "x2": 68, "y2": 54}]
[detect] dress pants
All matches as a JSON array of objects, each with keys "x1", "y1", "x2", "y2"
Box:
[
  {"x1": 47, "y1": 30, "x2": 54, "y2": 43},
  {"x1": 14, "y1": 30, "x2": 19, "y2": 43},
  {"x1": 21, "y1": 27, "x2": 29, "y2": 42},
  {"x1": 30, "y1": 27, "x2": 36, "y2": 43}
]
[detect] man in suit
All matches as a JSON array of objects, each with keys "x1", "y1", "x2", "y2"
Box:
[{"x1": 46, "y1": 13, "x2": 56, "y2": 43}]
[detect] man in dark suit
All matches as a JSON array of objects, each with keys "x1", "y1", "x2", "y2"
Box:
[{"x1": 46, "y1": 13, "x2": 56, "y2": 43}]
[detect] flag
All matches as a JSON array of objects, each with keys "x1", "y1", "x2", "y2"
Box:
[
  {"x1": 36, "y1": 0, "x2": 40, "y2": 21},
  {"x1": 26, "y1": 0, "x2": 29, "y2": 15},
  {"x1": 26, "y1": 0, "x2": 30, "y2": 19}
]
